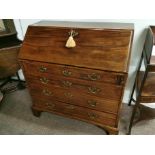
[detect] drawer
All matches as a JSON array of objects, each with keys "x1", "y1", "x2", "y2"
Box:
[
  {"x1": 27, "y1": 81, "x2": 121, "y2": 114},
  {"x1": 22, "y1": 61, "x2": 126, "y2": 85},
  {"x1": 32, "y1": 97, "x2": 117, "y2": 127},
  {"x1": 27, "y1": 76, "x2": 123, "y2": 101},
  {"x1": 19, "y1": 26, "x2": 133, "y2": 72}
]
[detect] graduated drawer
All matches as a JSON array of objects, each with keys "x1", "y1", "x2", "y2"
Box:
[
  {"x1": 28, "y1": 81, "x2": 121, "y2": 114},
  {"x1": 22, "y1": 61, "x2": 126, "y2": 85},
  {"x1": 32, "y1": 97, "x2": 117, "y2": 127},
  {"x1": 27, "y1": 75, "x2": 123, "y2": 101}
]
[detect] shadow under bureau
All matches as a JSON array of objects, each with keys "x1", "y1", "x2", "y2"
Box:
[{"x1": 18, "y1": 21, "x2": 134, "y2": 134}]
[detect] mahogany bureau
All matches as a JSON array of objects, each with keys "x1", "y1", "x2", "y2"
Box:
[{"x1": 18, "y1": 21, "x2": 134, "y2": 134}]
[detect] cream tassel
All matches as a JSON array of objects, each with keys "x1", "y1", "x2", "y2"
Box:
[{"x1": 66, "y1": 36, "x2": 76, "y2": 48}]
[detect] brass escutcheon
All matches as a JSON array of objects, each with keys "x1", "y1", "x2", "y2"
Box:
[
  {"x1": 87, "y1": 100, "x2": 97, "y2": 107},
  {"x1": 68, "y1": 30, "x2": 78, "y2": 37}
]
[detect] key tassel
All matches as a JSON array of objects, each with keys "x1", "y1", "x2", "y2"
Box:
[{"x1": 66, "y1": 36, "x2": 76, "y2": 48}]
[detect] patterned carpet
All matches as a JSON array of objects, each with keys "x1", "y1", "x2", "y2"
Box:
[{"x1": 0, "y1": 87, "x2": 155, "y2": 135}]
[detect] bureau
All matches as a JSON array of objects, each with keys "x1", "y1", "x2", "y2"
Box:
[{"x1": 18, "y1": 21, "x2": 134, "y2": 134}]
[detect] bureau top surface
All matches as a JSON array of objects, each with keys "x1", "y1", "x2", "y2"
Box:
[
  {"x1": 19, "y1": 20, "x2": 134, "y2": 73},
  {"x1": 32, "y1": 20, "x2": 134, "y2": 30}
]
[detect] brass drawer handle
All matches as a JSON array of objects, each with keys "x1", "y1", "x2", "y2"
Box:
[
  {"x1": 39, "y1": 66, "x2": 47, "y2": 72},
  {"x1": 88, "y1": 113, "x2": 98, "y2": 120},
  {"x1": 62, "y1": 81, "x2": 72, "y2": 88},
  {"x1": 40, "y1": 77, "x2": 49, "y2": 84},
  {"x1": 42, "y1": 89, "x2": 53, "y2": 96},
  {"x1": 62, "y1": 70, "x2": 72, "y2": 77},
  {"x1": 88, "y1": 87, "x2": 101, "y2": 94},
  {"x1": 66, "y1": 105, "x2": 75, "y2": 110},
  {"x1": 46, "y1": 102, "x2": 55, "y2": 108},
  {"x1": 64, "y1": 92, "x2": 73, "y2": 98},
  {"x1": 87, "y1": 100, "x2": 97, "y2": 107},
  {"x1": 88, "y1": 73, "x2": 101, "y2": 81}
]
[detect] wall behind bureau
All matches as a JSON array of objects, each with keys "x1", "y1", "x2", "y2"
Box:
[{"x1": 13, "y1": 19, "x2": 155, "y2": 103}]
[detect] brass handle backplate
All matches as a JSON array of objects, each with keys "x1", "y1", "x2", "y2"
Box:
[
  {"x1": 64, "y1": 92, "x2": 73, "y2": 98},
  {"x1": 40, "y1": 77, "x2": 49, "y2": 84},
  {"x1": 87, "y1": 100, "x2": 97, "y2": 107},
  {"x1": 62, "y1": 81, "x2": 72, "y2": 88},
  {"x1": 88, "y1": 87, "x2": 101, "y2": 94},
  {"x1": 66, "y1": 105, "x2": 75, "y2": 110},
  {"x1": 42, "y1": 89, "x2": 53, "y2": 96},
  {"x1": 88, "y1": 113, "x2": 98, "y2": 120},
  {"x1": 88, "y1": 73, "x2": 101, "y2": 81},
  {"x1": 39, "y1": 66, "x2": 47, "y2": 73},
  {"x1": 46, "y1": 102, "x2": 56, "y2": 108},
  {"x1": 62, "y1": 70, "x2": 72, "y2": 77}
]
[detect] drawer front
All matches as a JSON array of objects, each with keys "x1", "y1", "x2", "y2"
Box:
[
  {"x1": 22, "y1": 61, "x2": 126, "y2": 85},
  {"x1": 27, "y1": 76, "x2": 123, "y2": 101},
  {"x1": 27, "y1": 81, "x2": 121, "y2": 114},
  {"x1": 19, "y1": 27, "x2": 133, "y2": 72},
  {"x1": 32, "y1": 97, "x2": 117, "y2": 127}
]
